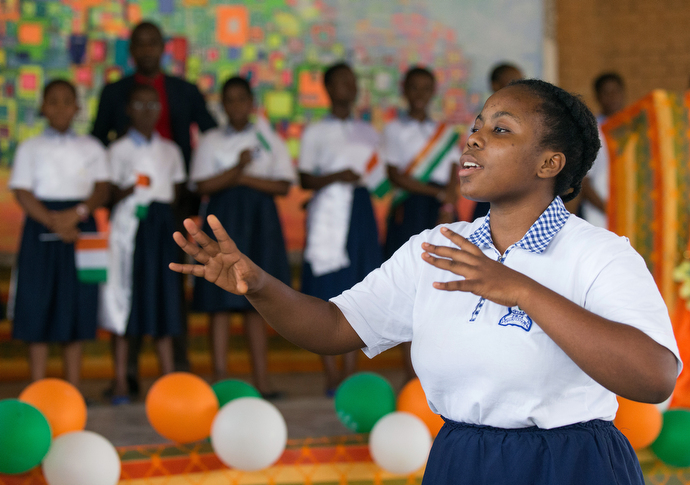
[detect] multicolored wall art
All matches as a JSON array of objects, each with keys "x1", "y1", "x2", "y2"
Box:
[{"x1": 0, "y1": 0, "x2": 543, "y2": 254}]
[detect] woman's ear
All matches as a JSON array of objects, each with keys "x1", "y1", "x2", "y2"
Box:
[{"x1": 537, "y1": 152, "x2": 566, "y2": 180}]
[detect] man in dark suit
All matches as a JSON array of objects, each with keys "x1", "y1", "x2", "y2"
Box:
[
  {"x1": 92, "y1": 21, "x2": 217, "y2": 171},
  {"x1": 92, "y1": 21, "x2": 217, "y2": 397}
]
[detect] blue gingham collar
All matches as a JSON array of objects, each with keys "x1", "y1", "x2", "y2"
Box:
[{"x1": 468, "y1": 197, "x2": 570, "y2": 254}]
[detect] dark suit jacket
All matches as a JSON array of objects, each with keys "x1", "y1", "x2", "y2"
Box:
[{"x1": 91, "y1": 74, "x2": 217, "y2": 168}]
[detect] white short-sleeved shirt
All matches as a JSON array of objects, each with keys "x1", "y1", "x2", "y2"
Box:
[
  {"x1": 382, "y1": 116, "x2": 461, "y2": 185},
  {"x1": 332, "y1": 197, "x2": 681, "y2": 430},
  {"x1": 299, "y1": 116, "x2": 380, "y2": 179},
  {"x1": 108, "y1": 130, "x2": 186, "y2": 204},
  {"x1": 9, "y1": 128, "x2": 110, "y2": 200},
  {"x1": 582, "y1": 119, "x2": 609, "y2": 228},
  {"x1": 190, "y1": 125, "x2": 296, "y2": 184}
]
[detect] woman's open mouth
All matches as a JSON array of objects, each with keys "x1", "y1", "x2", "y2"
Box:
[{"x1": 458, "y1": 156, "x2": 483, "y2": 177}]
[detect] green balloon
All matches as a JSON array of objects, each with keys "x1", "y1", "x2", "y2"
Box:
[
  {"x1": 212, "y1": 379, "x2": 261, "y2": 408},
  {"x1": 334, "y1": 372, "x2": 396, "y2": 433},
  {"x1": 0, "y1": 399, "x2": 52, "y2": 474},
  {"x1": 651, "y1": 409, "x2": 690, "y2": 467}
]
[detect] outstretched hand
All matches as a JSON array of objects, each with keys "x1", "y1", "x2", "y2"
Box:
[
  {"x1": 169, "y1": 215, "x2": 265, "y2": 295},
  {"x1": 421, "y1": 226, "x2": 533, "y2": 308}
]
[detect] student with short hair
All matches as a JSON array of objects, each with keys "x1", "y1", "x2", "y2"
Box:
[
  {"x1": 102, "y1": 83, "x2": 186, "y2": 403},
  {"x1": 298, "y1": 62, "x2": 382, "y2": 396},
  {"x1": 189, "y1": 76, "x2": 295, "y2": 399},
  {"x1": 10, "y1": 79, "x2": 110, "y2": 388},
  {"x1": 382, "y1": 65, "x2": 460, "y2": 381}
]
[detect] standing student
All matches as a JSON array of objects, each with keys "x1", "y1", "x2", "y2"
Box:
[
  {"x1": 92, "y1": 21, "x2": 218, "y2": 393},
  {"x1": 172, "y1": 79, "x2": 680, "y2": 485},
  {"x1": 9, "y1": 79, "x2": 110, "y2": 388},
  {"x1": 580, "y1": 72, "x2": 626, "y2": 228},
  {"x1": 298, "y1": 62, "x2": 382, "y2": 396},
  {"x1": 190, "y1": 76, "x2": 294, "y2": 398},
  {"x1": 382, "y1": 66, "x2": 460, "y2": 381},
  {"x1": 472, "y1": 62, "x2": 525, "y2": 220},
  {"x1": 383, "y1": 66, "x2": 460, "y2": 259},
  {"x1": 101, "y1": 84, "x2": 186, "y2": 403}
]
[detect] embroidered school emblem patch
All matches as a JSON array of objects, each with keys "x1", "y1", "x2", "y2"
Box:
[{"x1": 498, "y1": 307, "x2": 533, "y2": 332}]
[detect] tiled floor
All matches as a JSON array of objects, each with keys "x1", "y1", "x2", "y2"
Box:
[{"x1": 0, "y1": 369, "x2": 408, "y2": 447}]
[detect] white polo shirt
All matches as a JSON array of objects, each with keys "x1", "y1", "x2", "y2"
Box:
[
  {"x1": 108, "y1": 130, "x2": 185, "y2": 204},
  {"x1": 382, "y1": 116, "x2": 461, "y2": 185},
  {"x1": 299, "y1": 116, "x2": 380, "y2": 178},
  {"x1": 9, "y1": 128, "x2": 110, "y2": 200},
  {"x1": 190, "y1": 124, "x2": 296, "y2": 184},
  {"x1": 332, "y1": 197, "x2": 681, "y2": 429}
]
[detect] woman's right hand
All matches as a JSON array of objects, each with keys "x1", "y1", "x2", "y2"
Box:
[{"x1": 169, "y1": 215, "x2": 265, "y2": 295}]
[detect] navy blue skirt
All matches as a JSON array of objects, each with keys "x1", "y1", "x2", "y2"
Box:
[
  {"x1": 127, "y1": 202, "x2": 183, "y2": 338},
  {"x1": 12, "y1": 200, "x2": 98, "y2": 343},
  {"x1": 384, "y1": 193, "x2": 441, "y2": 260},
  {"x1": 193, "y1": 186, "x2": 291, "y2": 312},
  {"x1": 422, "y1": 418, "x2": 644, "y2": 485},
  {"x1": 301, "y1": 187, "x2": 382, "y2": 301}
]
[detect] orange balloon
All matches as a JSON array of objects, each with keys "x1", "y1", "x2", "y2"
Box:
[
  {"x1": 397, "y1": 378, "x2": 444, "y2": 437},
  {"x1": 145, "y1": 373, "x2": 219, "y2": 443},
  {"x1": 614, "y1": 396, "x2": 663, "y2": 450},
  {"x1": 19, "y1": 378, "x2": 87, "y2": 437}
]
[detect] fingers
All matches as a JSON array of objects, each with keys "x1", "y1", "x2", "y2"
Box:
[
  {"x1": 207, "y1": 215, "x2": 240, "y2": 255},
  {"x1": 183, "y1": 218, "x2": 220, "y2": 258},
  {"x1": 422, "y1": 242, "x2": 472, "y2": 262},
  {"x1": 172, "y1": 230, "x2": 211, "y2": 265},
  {"x1": 421, "y1": 250, "x2": 471, "y2": 275},
  {"x1": 169, "y1": 262, "x2": 206, "y2": 277},
  {"x1": 439, "y1": 227, "x2": 483, "y2": 255},
  {"x1": 432, "y1": 280, "x2": 473, "y2": 292}
]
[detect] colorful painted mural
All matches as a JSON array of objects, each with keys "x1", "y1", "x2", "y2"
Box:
[{"x1": 0, "y1": 0, "x2": 543, "y2": 254}]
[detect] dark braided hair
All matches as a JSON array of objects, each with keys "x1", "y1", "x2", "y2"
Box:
[{"x1": 509, "y1": 79, "x2": 601, "y2": 202}]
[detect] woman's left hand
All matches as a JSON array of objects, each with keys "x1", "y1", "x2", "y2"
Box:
[{"x1": 421, "y1": 226, "x2": 533, "y2": 308}]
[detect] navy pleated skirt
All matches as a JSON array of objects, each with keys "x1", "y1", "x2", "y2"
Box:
[
  {"x1": 193, "y1": 186, "x2": 291, "y2": 312},
  {"x1": 384, "y1": 193, "x2": 441, "y2": 260},
  {"x1": 301, "y1": 187, "x2": 382, "y2": 301},
  {"x1": 12, "y1": 200, "x2": 98, "y2": 343},
  {"x1": 127, "y1": 202, "x2": 183, "y2": 338},
  {"x1": 422, "y1": 418, "x2": 645, "y2": 485}
]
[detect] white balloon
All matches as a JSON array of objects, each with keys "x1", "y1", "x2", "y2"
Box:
[
  {"x1": 42, "y1": 431, "x2": 120, "y2": 485},
  {"x1": 211, "y1": 397, "x2": 287, "y2": 471},
  {"x1": 369, "y1": 412, "x2": 432, "y2": 475}
]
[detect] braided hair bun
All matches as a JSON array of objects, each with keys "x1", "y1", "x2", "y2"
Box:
[{"x1": 509, "y1": 79, "x2": 601, "y2": 202}]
